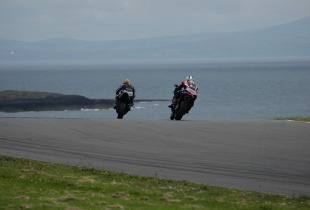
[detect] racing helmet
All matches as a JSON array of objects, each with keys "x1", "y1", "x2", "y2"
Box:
[
  {"x1": 186, "y1": 75, "x2": 194, "y2": 84},
  {"x1": 123, "y1": 79, "x2": 130, "y2": 84}
]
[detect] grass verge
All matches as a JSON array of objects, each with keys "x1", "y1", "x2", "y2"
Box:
[
  {"x1": 272, "y1": 117, "x2": 310, "y2": 122},
  {"x1": 0, "y1": 155, "x2": 309, "y2": 210}
]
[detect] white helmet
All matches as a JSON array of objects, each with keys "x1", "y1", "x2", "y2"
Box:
[
  {"x1": 186, "y1": 75, "x2": 194, "y2": 80},
  {"x1": 186, "y1": 75, "x2": 194, "y2": 84}
]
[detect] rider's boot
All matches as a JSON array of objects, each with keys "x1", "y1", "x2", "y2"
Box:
[{"x1": 168, "y1": 97, "x2": 177, "y2": 109}]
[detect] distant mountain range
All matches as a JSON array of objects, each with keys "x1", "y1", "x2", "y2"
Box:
[{"x1": 1, "y1": 17, "x2": 310, "y2": 61}]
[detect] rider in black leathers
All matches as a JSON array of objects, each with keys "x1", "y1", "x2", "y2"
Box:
[{"x1": 114, "y1": 79, "x2": 136, "y2": 109}]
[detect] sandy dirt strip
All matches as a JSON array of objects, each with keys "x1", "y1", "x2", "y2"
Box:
[{"x1": 0, "y1": 118, "x2": 309, "y2": 196}]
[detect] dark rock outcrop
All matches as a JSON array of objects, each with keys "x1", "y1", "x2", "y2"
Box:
[{"x1": 0, "y1": 90, "x2": 114, "y2": 112}]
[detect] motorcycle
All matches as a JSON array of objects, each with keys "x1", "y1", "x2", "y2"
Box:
[
  {"x1": 170, "y1": 85, "x2": 197, "y2": 120},
  {"x1": 115, "y1": 89, "x2": 134, "y2": 119}
]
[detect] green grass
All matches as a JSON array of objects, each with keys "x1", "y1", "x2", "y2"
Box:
[
  {"x1": 0, "y1": 156, "x2": 309, "y2": 210},
  {"x1": 272, "y1": 117, "x2": 310, "y2": 122}
]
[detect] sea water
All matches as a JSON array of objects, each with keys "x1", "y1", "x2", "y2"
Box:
[{"x1": 0, "y1": 59, "x2": 310, "y2": 120}]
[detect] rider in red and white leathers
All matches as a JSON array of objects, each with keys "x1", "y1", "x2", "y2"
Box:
[{"x1": 169, "y1": 75, "x2": 198, "y2": 113}]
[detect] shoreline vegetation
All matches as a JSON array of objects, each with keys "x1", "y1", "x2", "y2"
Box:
[
  {"x1": 272, "y1": 117, "x2": 310, "y2": 122},
  {"x1": 0, "y1": 155, "x2": 309, "y2": 210},
  {"x1": 0, "y1": 90, "x2": 168, "y2": 112}
]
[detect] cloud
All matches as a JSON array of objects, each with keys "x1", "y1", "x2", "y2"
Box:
[{"x1": 0, "y1": 0, "x2": 310, "y2": 41}]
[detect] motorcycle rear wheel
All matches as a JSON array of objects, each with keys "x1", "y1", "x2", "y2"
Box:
[
  {"x1": 170, "y1": 111, "x2": 175, "y2": 120},
  {"x1": 175, "y1": 101, "x2": 188, "y2": 120},
  {"x1": 117, "y1": 103, "x2": 126, "y2": 119}
]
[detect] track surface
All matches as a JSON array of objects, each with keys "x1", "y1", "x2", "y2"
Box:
[{"x1": 0, "y1": 118, "x2": 309, "y2": 196}]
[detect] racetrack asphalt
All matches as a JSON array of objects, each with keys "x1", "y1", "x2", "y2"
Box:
[{"x1": 0, "y1": 118, "x2": 309, "y2": 196}]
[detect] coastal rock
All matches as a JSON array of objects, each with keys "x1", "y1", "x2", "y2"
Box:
[{"x1": 0, "y1": 90, "x2": 114, "y2": 112}]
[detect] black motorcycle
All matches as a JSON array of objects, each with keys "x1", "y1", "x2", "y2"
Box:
[
  {"x1": 115, "y1": 89, "x2": 134, "y2": 119},
  {"x1": 170, "y1": 86, "x2": 197, "y2": 120}
]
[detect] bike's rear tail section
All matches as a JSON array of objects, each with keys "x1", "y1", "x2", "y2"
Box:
[{"x1": 116, "y1": 90, "x2": 133, "y2": 119}]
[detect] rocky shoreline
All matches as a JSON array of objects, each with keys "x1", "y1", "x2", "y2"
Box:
[{"x1": 0, "y1": 90, "x2": 167, "y2": 112}]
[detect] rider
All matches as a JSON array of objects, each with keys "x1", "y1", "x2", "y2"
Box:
[
  {"x1": 168, "y1": 75, "x2": 198, "y2": 113},
  {"x1": 114, "y1": 79, "x2": 136, "y2": 109}
]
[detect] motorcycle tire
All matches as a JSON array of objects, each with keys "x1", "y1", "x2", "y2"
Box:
[
  {"x1": 175, "y1": 101, "x2": 188, "y2": 120},
  {"x1": 117, "y1": 103, "x2": 126, "y2": 119},
  {"x1": 170, "y1": 111, "x2": 175, "y2": 120}
]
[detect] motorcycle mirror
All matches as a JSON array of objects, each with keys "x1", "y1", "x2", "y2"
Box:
[{"x1": 174, "y1": 84, "x2": 178, "y2": 87}]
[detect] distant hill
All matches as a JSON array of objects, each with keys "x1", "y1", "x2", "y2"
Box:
[{"x1": 1, "y1": 17, "x2": 310, "y2": 61}]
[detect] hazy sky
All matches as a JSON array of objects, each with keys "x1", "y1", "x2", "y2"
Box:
[{"x1": 1, "y1": 0, "x2": 310, "y2": 42}]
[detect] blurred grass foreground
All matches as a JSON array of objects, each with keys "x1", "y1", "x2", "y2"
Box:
[{"x1": 0, "y1": 155, "x2": 309, "y2": 210}]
